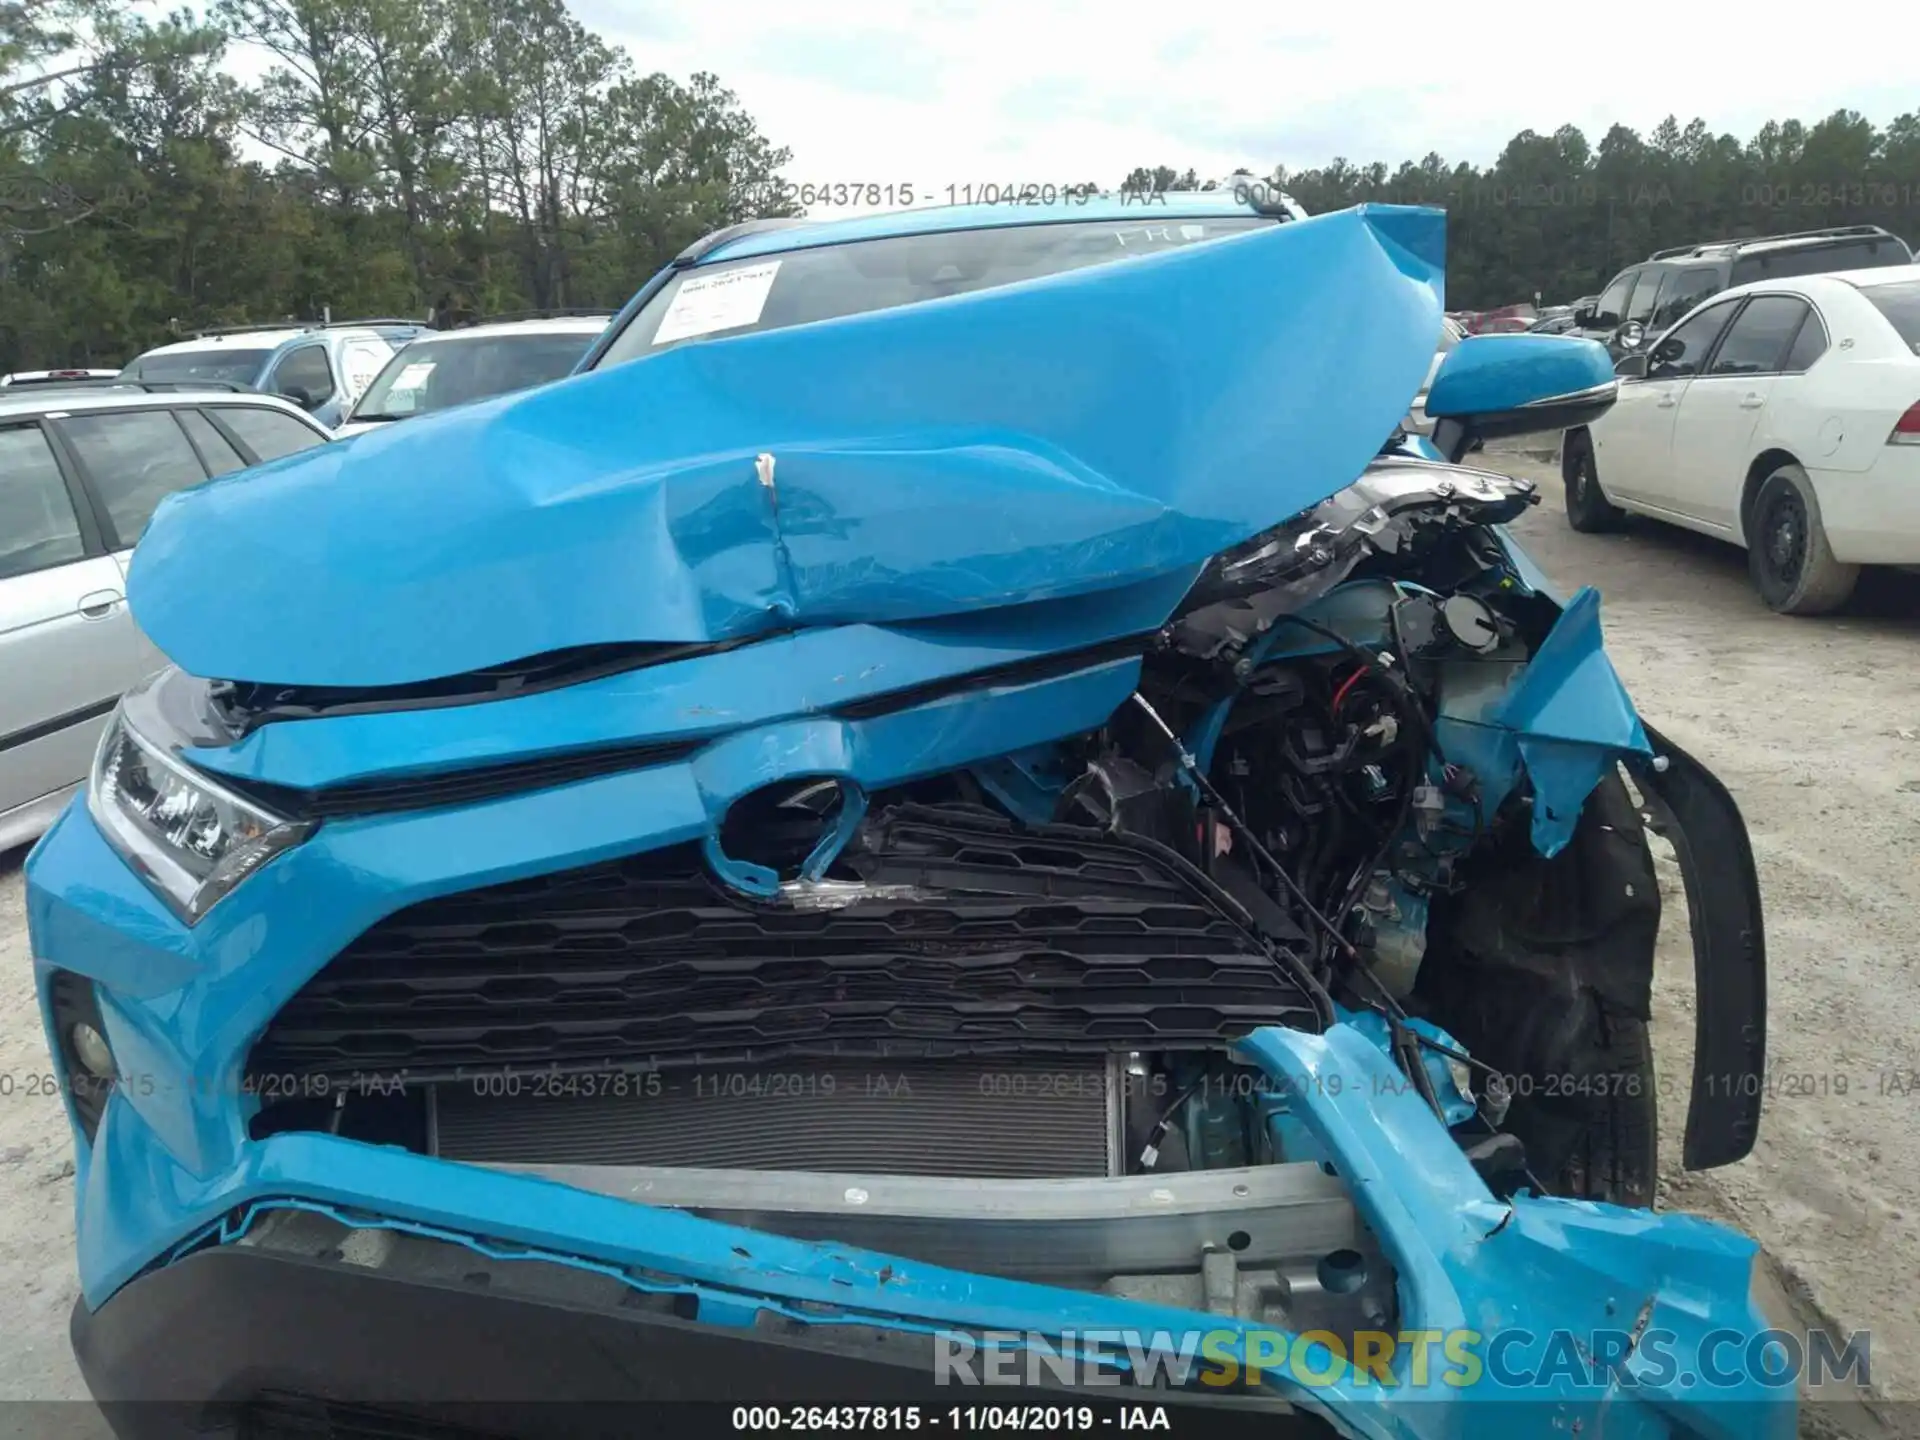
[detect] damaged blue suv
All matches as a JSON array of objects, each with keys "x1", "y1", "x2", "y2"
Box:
[{"x1": 29, "y1": 194, "x2": 1786, "y2": 1439}]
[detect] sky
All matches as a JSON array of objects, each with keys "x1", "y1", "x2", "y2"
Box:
[{"x1": 571, "y1": 0, "x2": 1920, "y2": 216}]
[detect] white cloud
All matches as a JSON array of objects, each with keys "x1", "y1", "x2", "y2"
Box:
[{"x1": 592, "y1": 0, "x2": 1920, "y2": 215}]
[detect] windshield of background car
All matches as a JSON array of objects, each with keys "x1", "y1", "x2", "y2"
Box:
[
  {"x1": 595, "y1": 215, "x2": 1278, "y2": 368},
  {"x1": 351, "y1": 330, "x2": 600, "y2": 419},
  {"x1": 123, "y1": 349, "x2": 273, "y2": 385},
  {"x1": 1860, "y1": 279, "x2": 1920, "y2": 352},
  {"x1": 1731, "y1": 237, "x2": 1913, "y2": 284}
]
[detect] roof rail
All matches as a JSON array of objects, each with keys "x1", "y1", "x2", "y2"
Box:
[
  {"x1": 6, "y1": 378, "x2": 260, "y2": 394},
  {"x1": 1647, "y1": 224, "x2": 1897, "y2": 261},
  {"x1": 319, "y1": 317, "x2": 428, "y2": 330},
  {"x1": 127, "y1": 379, "x2": 259, "y2": 392},
  {"x1": 185, "y1": 322, "x2": 306, "y2": 338},
  {"x1": 453, "y1": 308, "x2": 615, "y2": 328},
  {"x1": 183, "y1": 317, "x2": 428, "y2": 339}
]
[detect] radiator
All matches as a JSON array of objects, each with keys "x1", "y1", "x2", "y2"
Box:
[{"x1": 429, "y1": 1056, "x2": 1123, "y2": 1179}]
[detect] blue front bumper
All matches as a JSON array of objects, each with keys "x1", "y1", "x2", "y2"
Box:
[{"x1": 34, "y1": 784, "x2": 1791, "y2": 1440}]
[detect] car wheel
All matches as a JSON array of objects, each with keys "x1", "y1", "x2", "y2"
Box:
[
  {"x1": 1562, "y1": 431, "x2": 1624, "y2": 533},
  {"x1": 1747, "y1": 463, "x2": 1858, "y2": 616}
]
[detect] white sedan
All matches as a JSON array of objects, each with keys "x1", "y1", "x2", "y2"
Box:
[{"x1": 1560, "y1": 265, "x2": 1920, "y2": 614}]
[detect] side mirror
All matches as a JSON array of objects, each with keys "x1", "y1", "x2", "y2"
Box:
[
  {"x1": 1615, "y1": 353, "x2": 1649, "y2": 379},
  {"x1": 278, "y1": 383, "x2": 314, "y2": 409},
  {"x1": 1425, "y1": 333, "x2": 1619, "y2": 464},
  {"x1": 1616, "y1": 320, "x2": 1646, "y2": 351},
  {"x1": 1572, "y1": 306, "x2": 1595, "y2": 327}
]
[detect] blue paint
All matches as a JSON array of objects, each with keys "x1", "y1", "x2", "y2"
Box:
[
  {"x1": 1493, "y1": 586, "x2": 1652, "y2": 856},
  {"x1": 180, "y1": 569, "x2": 1196, "y2": 791},
  {"x1": 29, "y1": 199, "x2": 1776, "y2": 1439},
  {"x1": 1425, "y1": 333, "x2": 1614, "y2": 420},
  {"x1": 28, "y1": 658, "x2": 1140, "y2": 1204},
  {"x1": 128, "y1": 206, "x2": 1444, "y2": 690},
  {"x1": 1339, "y1": 1007, "x2": 1475, "y2": 1126},
  {"x1": 50, "y1": 1019, "x2": 1787, "y2": 1440}
]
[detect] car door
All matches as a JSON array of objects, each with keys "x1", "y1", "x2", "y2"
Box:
[
  {"x1": 339, "y1": 339, "x2": 394, "y2": 410},
  {"x1": 1616, "y1": 265, "x2": 1670, "y2": 355},
  {"x1": 1580, "y1": 269, "x2": 1638, "y2": 348},
  {"x1": 263, "y1": 343, "x2": 340, "y2": 425},
  {"x1": 1646, "y1": 266, "x2": 1721, "y2": 344},
  {"x1": 0, "y1": 419, "x2": 141, "y2": 835},
  {"x1": 1666, "y1": 294, "x2": 1814, "y2": 531},
  {"x1": 53, "y1": 406, "x2": 221, "y2": 676},
  {"x1": 1592, "y1": 297, "x2": 1744, "y2": 509}
]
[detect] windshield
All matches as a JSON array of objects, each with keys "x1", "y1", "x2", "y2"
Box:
[
  {"x1": 596, "y1": 215, "x2": 1277, "y2": 368},
  {"x1": 1861, "y1": 279, "x2": 1920, "y2": 353},
  {"x1": 351, "y1": 330, "x2": 600, "y2": 421},
  {"x1": 124, "y1": 349, "x2": 272, "y2": 386}
]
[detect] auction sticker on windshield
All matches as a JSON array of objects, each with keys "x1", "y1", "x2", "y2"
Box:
[{"x1": 653, "y1": 261, "x2": 782, "y2": 345}]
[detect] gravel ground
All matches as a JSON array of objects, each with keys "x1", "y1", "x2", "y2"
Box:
[{"x1": 0, "y1": 441, "x2": 1914, "y2": 1434}]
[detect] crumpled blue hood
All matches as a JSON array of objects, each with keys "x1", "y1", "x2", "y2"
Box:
[{"x1": 131, "y1": 205, "x2": 1445, "y2": 688}]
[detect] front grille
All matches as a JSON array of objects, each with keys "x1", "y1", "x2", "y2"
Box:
[{"x1": 247, "y1": 805, "x2": 1314, "y2": 1087}]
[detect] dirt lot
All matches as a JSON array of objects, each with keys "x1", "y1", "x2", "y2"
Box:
[{"x1": 0, "y1": 442, "x2": 1915, "y2": 1432}]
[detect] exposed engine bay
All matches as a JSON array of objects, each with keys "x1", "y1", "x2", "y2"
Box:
[{"x1": 237, "y1": 454, "x2": 1673, "y2": 1351}]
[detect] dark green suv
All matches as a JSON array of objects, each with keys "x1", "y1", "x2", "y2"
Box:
[{"x1": 1572, "y1": 223, "x2": 1912, "y2": 358}]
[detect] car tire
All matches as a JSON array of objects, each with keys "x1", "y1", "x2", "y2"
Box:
[
  {"x1": 1552, "y1": 1006, "x2": 1657, "y2": 1208},
  {"x1": 1562, "y1": 431, "x2": 1625, "y2": 533},
  {"x1": 1746, "y1": 463, "x2": 1858, "y2": 616}
]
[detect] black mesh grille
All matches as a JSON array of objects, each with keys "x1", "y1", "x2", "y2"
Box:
[{"x1": 247, "y1": 805, "x2": 1314, "y2": 1086}]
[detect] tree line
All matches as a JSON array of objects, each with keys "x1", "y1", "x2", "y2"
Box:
[
  {"x1": 1, "y1": 0, "x2": 797, "y2": 369},
  {"x1": 1129, "y1": 109, "x2": 1920, "y2": 309},
  {"x1": 5, "y1": 0, "x2": 1918, "y2": 370}
]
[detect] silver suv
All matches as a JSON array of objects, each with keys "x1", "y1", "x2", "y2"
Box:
[
  {"x1": 0, "y1": 388, "x2": 333, "y2": 850},
  {"x1": 336, "y1": 313, "x2": 611, "y2": 437}
]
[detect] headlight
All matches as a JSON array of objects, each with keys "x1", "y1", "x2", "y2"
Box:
[{"x1": 87, "y1": 704, "x2": 314, "y2": 924}]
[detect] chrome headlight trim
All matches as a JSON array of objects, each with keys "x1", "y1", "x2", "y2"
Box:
[{"x1": 86, "y1": 701, "x2": 315, "y2": 925}]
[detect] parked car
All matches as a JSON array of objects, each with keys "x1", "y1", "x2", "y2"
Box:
[
  {"x1": 1569, "y1": 225, "x2": 1913, "y2": 360},
  {"x1": 1461, "y1": 303, "x2": 1536, "y2": 334},
  {"x1": 1526, "y1": 308, "x2": 1578, "y2": 335},
  {"x1": 336, "y1": 312, "x2": 612, "y2": 437},
  {"x1": 1562, "y1": 264, "x2": 1920, "y2": 614},
  {"x1": 35, "y1": 197, "x2": 1784, "y2": 1435},
  {"x1": 1, "y1": 369, "x2": 121, "y2": 387},
  {"x1": 1404, "y1": 313, "x2": 1466, "y2": 432},
  {"x1": 0, "y1": 390, "x2": 332, "y2": 850},
  {"x1": 119, "y1": 323, "x2": 402, "y2": 426}
]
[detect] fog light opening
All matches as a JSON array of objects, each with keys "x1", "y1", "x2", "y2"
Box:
[
  {"x1": 48, "y1": 970, "x2": 115, "y2": 1143},
  {"x1": 70, "y1": 1022, "x2": 116, "y2": 1079}
]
